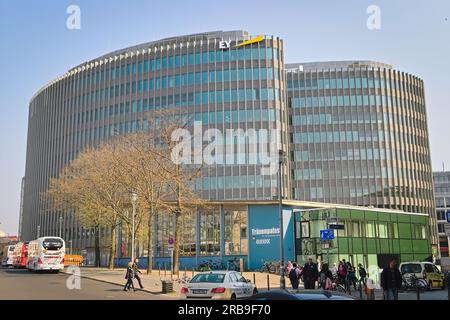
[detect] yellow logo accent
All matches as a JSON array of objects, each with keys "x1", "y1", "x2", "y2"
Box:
[{"x1": 234, "y1": 35, "x2": 264, "y2": 48}]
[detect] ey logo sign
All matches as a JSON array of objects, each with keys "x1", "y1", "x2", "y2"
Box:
[{"x1": 219, "y1": 35, "x2": 264, "y2": 50}]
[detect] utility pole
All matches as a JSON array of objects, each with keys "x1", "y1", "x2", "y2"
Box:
[
  {"x1": 278, "y1": 149, "x2": 286, "y2": 290},
  {"x1": 131, "y1": 193, "x2": 137, "y2": 263},
  {"x1": 59, "y1": 216, "x2": 63, "y2": 238}
]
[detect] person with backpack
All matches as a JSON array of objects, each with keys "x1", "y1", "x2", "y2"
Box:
[
  {"x1": 319, "y1": 263, "x2": 334, "y2": 290},
  {"x1": 288, "y1": 262, "x2": 301, "y2": 289}
]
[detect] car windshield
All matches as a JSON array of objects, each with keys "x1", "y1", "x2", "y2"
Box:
[
  {"x1": 401, "y1": 263, "x2": 422, "y2": 274},
  {"x1": 190, "y1": 273, "x2": 225, "y2": 283},
  {"x1": 43, "y1": 238, "x2": 63, "y2": 250}
]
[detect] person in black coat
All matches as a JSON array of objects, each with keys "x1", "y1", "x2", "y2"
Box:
[
  {"x1": 300, "y1": 256, "x2": 319, "y2": 289},
  {"x1": 132, "y1": 258, "x2": 144, "y2": 289},
  {"x1": 123, "y1": 262, "x2": 136, "y2": 292},
  {"x1": 380, "y1": 259, "x2": 402, "y2": 300}
]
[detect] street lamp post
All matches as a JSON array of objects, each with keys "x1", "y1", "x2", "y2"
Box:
[
  {"x1": 278, "y1": 149, "x2": 286, "y2": 290},
  {"x1": 59, "y1": 216, "x2": 63, "y2": 238},
  {"x1": 131, "y1": 193, "x2": 137, "y2": 263}
]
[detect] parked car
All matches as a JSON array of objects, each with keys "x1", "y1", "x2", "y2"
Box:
[
  {"x1": 399, "y1": 261, "x2": 445, "y2": 290},
  {"x1": 246, "y1": 289, "x2": 356, "y2": 300},
  {"x1": 179, "y1": 271, "x2": 257, "y2": 300}
]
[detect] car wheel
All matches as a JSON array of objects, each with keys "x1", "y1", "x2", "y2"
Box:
[{"x1": 230, "y1": 293, "x2": 236, "y2": 300}]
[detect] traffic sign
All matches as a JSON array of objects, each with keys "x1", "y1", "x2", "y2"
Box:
[
  {"x1": 446, "y1": 211, "x2": 450, "y2": 223},
  {"x1": 168, "y1": 237, "x2": 174, "y2": 251},
  {"x1": 329, "y1": 224, "x2": 345, "y2": 230},
  {"x1": 320, "y1": 229, "x2": 335, "y2": 240}
]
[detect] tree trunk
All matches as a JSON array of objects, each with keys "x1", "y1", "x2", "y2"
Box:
[
  {"x1": 94, "y1": 224, "x2": 101, "y2": 267},
  {"x1": 173, "y1": 209, "x2": 182, "y2": 275},
  {"x1": 108, "y1": 226, "x2": 117, "y2": 270},
  {"x1": 146, "y1": 213, "x2": 153, "y2": 274}
]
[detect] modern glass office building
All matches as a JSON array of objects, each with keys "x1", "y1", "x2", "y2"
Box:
[
  {"x1": 433, "y1": 171, "x2": 450, "y2": 257},
  {"x1": 21, "y1": 31, "x2": 436, "y2": 267},
  {"x1": 286, "y1": 61, "x2": 437, "y2": 247}
]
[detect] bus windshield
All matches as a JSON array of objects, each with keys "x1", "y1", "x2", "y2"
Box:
[{"x1": 43, "y1": 238, "x2": 63, "y2": 251}]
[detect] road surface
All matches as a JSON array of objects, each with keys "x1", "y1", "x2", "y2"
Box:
[{"x1": 0, "y1": 267, "x2": 166, "y2": 300}]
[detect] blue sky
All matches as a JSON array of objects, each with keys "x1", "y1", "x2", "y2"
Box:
[{"x1": 0, "y1": 0, "x2": 449, "y2": 234}]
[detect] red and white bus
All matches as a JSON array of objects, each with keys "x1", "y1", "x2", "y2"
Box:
[
  {"x1": 13, "y1": 242, "x2": 28, "y2": 269},
  {"x1": 1, "y1": 245, "x2": 15, "y2": 267},
  {"x1": 27, "y1": 237, "x2": 65, "y2": 272}
]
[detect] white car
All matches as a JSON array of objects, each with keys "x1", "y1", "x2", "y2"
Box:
[{"x1": 179, "y1": 271, "x2": 257, "y2": 300}]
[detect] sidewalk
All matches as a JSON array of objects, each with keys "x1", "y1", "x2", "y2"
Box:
[{"x1": 64, "y1": 267, "x2": 387, "y2": 299}]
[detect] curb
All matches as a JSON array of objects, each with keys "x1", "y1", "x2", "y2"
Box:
[{"x1": 60, "y1": 270, "x2": 176, "y2": 298}]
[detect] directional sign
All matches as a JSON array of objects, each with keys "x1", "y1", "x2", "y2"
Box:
[
  {"x1": 446, "y1": 211, "x2": 450, "y2": 223},
  {"x1": 320, "y1": 229, "x2": 335, "y2": 240},
  {"x1": 329, "y1": 224, "x2": 345, "y2": 230}
]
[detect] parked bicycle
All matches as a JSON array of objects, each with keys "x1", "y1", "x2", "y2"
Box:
[
  {"x1": 258, "y1": 260, "x2": 279, "y2": 274},
  {"x1": 400, "y1": 274, "x2": 427, "y2": 292}
]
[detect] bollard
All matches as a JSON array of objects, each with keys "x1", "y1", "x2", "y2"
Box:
[
  {"x1": 158, "y1": 265, "x2": 161, "y2": 277},
  {"x1": 267, "y1": 274, "x2": 270, "y2": 291},
  {"x1": 416, "y1": 284, "x2": 420, "y2": 300},
  {"x1": 253, "y1": 273, "x2": 256, "y2": 285},
  {"x1": 192, "y1": 268, "x2": 194, "y2": 278},
  {"x1": 184, "y1": 266, "x2": 187, "y2": 277},
  {"x1": 164, "y1": 264, "x2": 167, "y2": 277},
  {"x1": 359, "y1": 280, "x2": 363, "y2": 300},
  {"x1": 447, "y1": 273, "x2": 450, "y2": 301}
]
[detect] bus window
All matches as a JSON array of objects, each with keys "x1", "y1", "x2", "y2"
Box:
[{"x1": 43, "y1": 238, "x2": 63, "y2": 250}]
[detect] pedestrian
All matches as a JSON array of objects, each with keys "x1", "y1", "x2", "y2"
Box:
[
  {"x1": 319, "y1": 263, "x2": 333, "y2": 290},
  {"x1": 132, "y1": 258, "x2": 144, "y2": 289},
  {"x1": 288, "y1": 262, "x2": 301, "y2": 289},
  {"x1": 380, "y1": 258, "x2": 402, "y2": 300},
  {"x1": 346, "y1": 263, "x2": 357, "y2": 291},
  {"x1": 358, "y1": 263, "x2": 367, "y2": 286},
  {"x1": 300, "y1": 256, "x2": 319, "y2": 289},
  {"x1": 338, "y1": 261, "x2": 347, "y2": 285},
  {"x1": 330, "y1": 263, "x2": 338, "y2": 279},
  {"x1": 124, "y1": 261, "x2": 136, "y2": 292},
  {"x1": 286, "y1": 261, "x2": 293, "y2": 275}
]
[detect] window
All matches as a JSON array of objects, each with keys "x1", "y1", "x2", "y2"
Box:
[
  {"x1": 200, "y1": 208, "x2": 221, "y2": 255},
  {"x1": 224, "y1": 207, "x2": 248, "y2": 255}
]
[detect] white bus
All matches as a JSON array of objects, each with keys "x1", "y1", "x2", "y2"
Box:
[
  {"x1": 27, "y1": 237, "x2": 65, "y2": 272},
  {"x1": 1, "y1": 245, "x2": 15, "y2": 267}
]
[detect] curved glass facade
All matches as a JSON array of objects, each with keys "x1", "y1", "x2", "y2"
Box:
[
  {"x1": 286, "y1": 61, "x2": 436, "y2": 243},
  {"x1": 22, "y1": 31, "x2": 288, "y2": 249},
  {"x1": 21, "y1": 33, "x2": 437, "y2": 255}
]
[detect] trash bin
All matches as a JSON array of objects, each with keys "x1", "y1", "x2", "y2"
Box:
[
  {"x1": 365, "y1": 279, "x2": 375, "y2": 300},
  {"x1": 162, "y1": 280, "x2": 174, "y2": 293}
]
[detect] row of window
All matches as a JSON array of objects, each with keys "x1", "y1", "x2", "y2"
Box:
[
  {"x1": 293, "y1": 130, "x2": 381, "y2": 144},
  {"x1": 195, "y1": 175, "x2": 278, "y2": 191},
  {"x1": 294, "y1": 148, "x2": 388, "y2": 162},
  {"x1": 292, "y1": 113, "x2": 385, "y2": 126},
  {"x1": 286, "y1": 76, "x2": 422, "y2": 95},
  {"x1": 75, "y1": 67, "x2": 278, "y2": 101},
  {"x1": 72, "y1": 87, "x2": 280, "y2": 115},
  {"x1": 291, "y1": 94, "x2": 416, "y2": 109},
  {"x1": 78, "y1": 47, "x2": 279, "y2": 86},
  {"x1": 154, "y1": 208, "x2": 249, "y2": 257}
]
